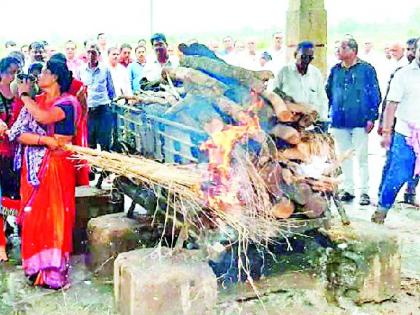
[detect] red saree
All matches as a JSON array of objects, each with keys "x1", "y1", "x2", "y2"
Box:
[{"x1": 18, "y1": 93, "x2": 85, "y2": 288}]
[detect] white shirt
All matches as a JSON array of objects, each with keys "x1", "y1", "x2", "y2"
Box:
[
  {"x1": 143, "y1": 57, "x2": 179, "y2": 82},
  {"x1": 108, "y1": 63, "x2": 132, "y2": 97},
  {"x1": 268, "y1": 47, "x2": 286, "y2": 73},
  {"x1": 274, "y1": 63, "x2": 329, "y2": 121},
  {"x1": 388, "y1": 61, "x2": 420, "y2": 137},
  {"x1": 232, "y1": 52, "x2": 260, "y2": 70},
  {"x1": 380, "y1": 56, "x2": 409, "y2": 95}
]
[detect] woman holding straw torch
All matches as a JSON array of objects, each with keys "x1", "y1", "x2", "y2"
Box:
[{"x1": 6, "y1": 58, "x2": 86, "y2": 289}]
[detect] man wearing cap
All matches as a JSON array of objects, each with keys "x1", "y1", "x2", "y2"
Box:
[
  {"x1": 274, "y1": 41, "x2": 329, "y2": 130},
  {"x1": 143, "y1": 33, "x2": 178, "y2": 82},
  {"x1": 326, "y1": 37, "x2": 381, "y2": 206},
  {"x1": 79, "y1": 43, "x2": 115, "y2": 152}
]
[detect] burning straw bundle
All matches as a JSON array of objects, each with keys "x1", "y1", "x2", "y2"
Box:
[
  {"x1": 66, "y1": 144, "x2": 308, "y2": 245},
  {"x1": 65, "y1": 145, "x2": 202, "y2": 201}
]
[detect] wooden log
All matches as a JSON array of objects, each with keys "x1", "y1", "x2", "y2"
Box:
[
  {"x1": 259, "y1": 161, "x2": 283, "y2": 198},
  {"x1": 277, "y1": 142, "x2": 311, "y2": 162},
  {"x1": 286, "y1": 102, "x2": 316, "y2": 116},
  {"x1": 271, "y1": 197, "x2": 295, "y2": 219},
  {"x1": 297, "y1": 112, "x2": 318, "y2": 128},
  {"x1": 280, "y1": 182, "x2": 313, "y2": 206},
  {"x1": 180, "y1": 55, "x2": 267, "y2": 93},
  {"x1": 261, "y1": 91, "x2": 294, "y2": 122},
  {"x1": 303, "y1": 177, "x2": 339, "y2": 193},
  {"x1": 165, "y1": 67, "x2": 229, "y2": 96},
  {"x1": 270, "y1": 124, "x2": 301, "y2": 144},
  {"x1": 301, "y1": 193, "x2": 328, "y2": 218},
  {"x1": 216, "y1": 96, "x2": 248, "y2": 121},
  {"x1": 281, "y1": 168, "x2": 295, "y2": 185}
]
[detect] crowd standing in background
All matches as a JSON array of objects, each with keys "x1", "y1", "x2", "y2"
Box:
[{"x1": 0, "y1": 31, "x2": 419, "y2": 287}]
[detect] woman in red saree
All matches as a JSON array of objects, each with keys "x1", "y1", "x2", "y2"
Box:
[{"x1": 8, "y1": 58, "x2": 86, "y2": 289}]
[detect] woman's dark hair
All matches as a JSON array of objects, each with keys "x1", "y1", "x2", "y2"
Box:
[
  {"x1": 0, "y1": 56, "x2": 20, "y2": 77},
  {"x1": 49, "y1": 52, "x2": 67, "y2": 63},
  {"x1": 28, "y1": 62, "x2": 44, "y2": 76},
  {"x1": 7, "y1": 51, "x2": 25, "y2": 69},
  {"x1": 46, "y1": 58, "x2": 72, "y2": 93}
]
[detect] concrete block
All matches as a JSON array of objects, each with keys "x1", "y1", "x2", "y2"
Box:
[
  {"x1": 87, "y1": 213, "x2": 159, "y2": 277},
  {"x1": 74, "y1": 186, "x2": 124, "y2": 254},
  {"x1": 324, "y1": 219, "x2": 401, "y2": 304},
  {"x1": 114, "y1": 248, "x2": 217, "y2": 315}
]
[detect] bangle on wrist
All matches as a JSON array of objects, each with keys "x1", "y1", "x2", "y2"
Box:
[{"x1": 382, "y1": 128, "x2": 392, "y2": 135}]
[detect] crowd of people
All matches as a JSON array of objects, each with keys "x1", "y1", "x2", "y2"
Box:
[{"x1": 0, "y1": 31, "x2": 419, "y2": 288}]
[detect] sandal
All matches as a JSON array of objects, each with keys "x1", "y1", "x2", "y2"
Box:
[{"x1": 371, "y1": 210, "x2": 387, "y2": 224}]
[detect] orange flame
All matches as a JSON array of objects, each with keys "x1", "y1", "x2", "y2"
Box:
[{"x1": 200, "y1": 93, "x2": 264, "y2": 212}]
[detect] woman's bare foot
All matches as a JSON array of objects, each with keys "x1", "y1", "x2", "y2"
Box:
[{"x1": 0, "y1": 246, "x2": 8, "y2": 262}]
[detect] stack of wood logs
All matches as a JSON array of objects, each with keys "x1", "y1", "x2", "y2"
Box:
[{"x1": 113, "y1": 45, "x2": 339, "y2": 222}]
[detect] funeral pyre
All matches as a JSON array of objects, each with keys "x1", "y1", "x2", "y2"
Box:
[{"x1": 67, "y1": 44, "x2": 341, "y2": 279}]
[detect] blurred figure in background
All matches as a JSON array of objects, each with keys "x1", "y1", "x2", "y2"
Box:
[
  {"x1": 220, "y1": 36, "x2": 235, "y2": 64},
  {"x1": 108, "y1": 47, "x2": 132, "y2": 97},
  {"x1": 119, "y1": 43, "x2": 132, "y2": 68},
  {"x1": 65, "y1": 40, "x2": 82, "y2": 79},
  {"x1": 4, "y1": 41, "x2": 17, "y2": 56},
  {"x1": 129, "y1": 45, "x2": 147, "y2": 93},
  {"x1": 269, "y1": 32, "x2": 285, "y2": 72}
]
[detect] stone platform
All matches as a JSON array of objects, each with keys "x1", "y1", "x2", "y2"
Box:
[{"x1": 74, "y1": 186, "x2": 124, "y2": 254}]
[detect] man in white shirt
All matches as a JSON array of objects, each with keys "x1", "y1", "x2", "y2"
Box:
[
  {"x1": 269, "y1": 32, "x2": 285, "y2": 73},
  {"x1": 143, "y1": 33, "x2": 179, "y2": 82},
  {"x1": 107, "y1": 46, "x2": 132, "y2": 97},
  {"x1": 379, "y1": 42, "x2": 408, "y2": 94},
  {"x1": 220, "y1": 36, "x2": 236, "y2": 65},
  {"x1": 274, "y1": 41, "x2": 329, "y2": 126},
  {"x1": 373, "y1": 37, "x2": 420, "y2": 224},
  {"x1": 243, "y1": 37, "x2": 260, "y2": 70}
]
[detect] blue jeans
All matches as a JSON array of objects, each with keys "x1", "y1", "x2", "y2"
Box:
[
  {"x1": 378, "y1": 133, "x2": 416, "y2": 212},
  {"x1": 378, "y1": 134, "x2": 419, "y2": 197},
  {"x1": 88, "y1": 105, "x2": 114, "y2": 151}
]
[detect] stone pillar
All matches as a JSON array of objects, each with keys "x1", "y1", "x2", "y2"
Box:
[{"x1": 286, "y1": 0, "x2": 328, "y2": 76}]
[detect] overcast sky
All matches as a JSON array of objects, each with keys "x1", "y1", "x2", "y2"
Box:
[{"x1": 0, "y1": 0, "x2": 418, "y2": 43}]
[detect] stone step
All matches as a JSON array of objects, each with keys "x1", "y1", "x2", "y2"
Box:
[
  {"x1": 74, "y1": 186, "x2": 124, "y2": 254},
  {"x1": 114, "y1": 247, "x2": 217, "y2": 315},
  {"x1": 87, "y1": 212, "x2": 160, "y2": 277}
]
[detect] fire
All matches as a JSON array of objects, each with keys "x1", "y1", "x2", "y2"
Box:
[{"x1": 200, "y1": 93, "x2": 265, "y2": 212}]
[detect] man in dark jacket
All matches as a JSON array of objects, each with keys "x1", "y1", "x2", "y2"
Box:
[{"x1": 326, "y1": 37, "x2": 381, "y2": 206}]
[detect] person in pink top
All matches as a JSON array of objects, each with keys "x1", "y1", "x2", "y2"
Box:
[{"x1": 65, "y1": 40, "x2": 82, "y2": 79}]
